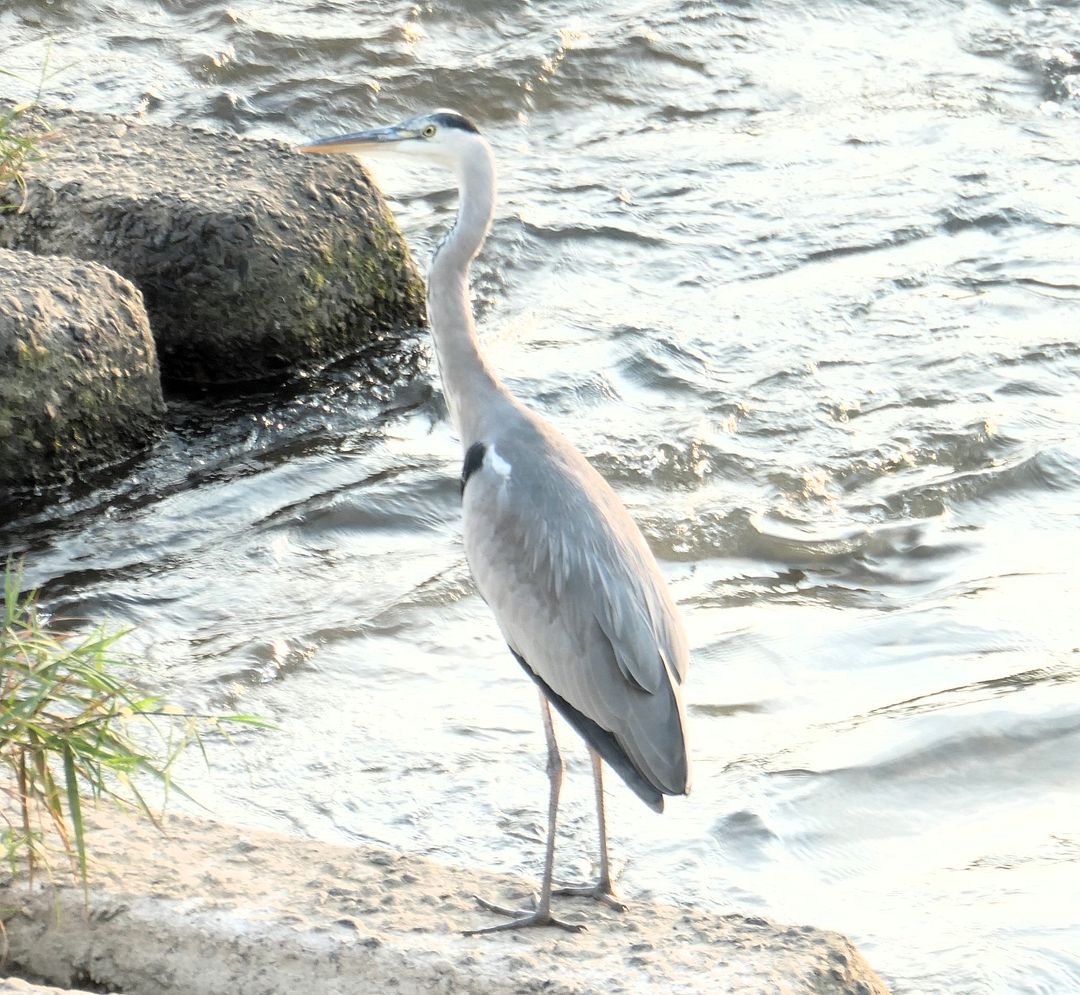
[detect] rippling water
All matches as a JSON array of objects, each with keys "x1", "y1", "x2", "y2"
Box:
[{"x1": 3, "y1": 1, "x2": 1080, "y2": 991}]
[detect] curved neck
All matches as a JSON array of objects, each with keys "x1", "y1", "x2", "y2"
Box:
[{"x1": 426, "y1": 135, "x2": 506, "y2": 445}]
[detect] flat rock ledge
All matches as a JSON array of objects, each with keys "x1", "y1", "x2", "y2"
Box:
[
  {"x1": 0, "y1": 107, "x2": 426, "y2": 384},
  {"x1": 0, "y1": 810, "x2": 890, "y2": 995},
  {"x1": 0, "y1": 248, "x2": 164, "y2": 491}
]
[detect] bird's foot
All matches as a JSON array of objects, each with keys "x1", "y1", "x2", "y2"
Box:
[
  {"x1": 553, "y1": 878, "x2": 628, "y2": 912},
  {"x1": 462, "y1": 894, "x2": 587, "y2": 935}
]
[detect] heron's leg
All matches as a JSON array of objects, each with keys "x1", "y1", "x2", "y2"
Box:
[
  {"x1": 463, "y1": 692, "x2": 585, "y2": 935},
  {"x1": 553, "y1": 749, "x2": 628, "y2": 911}
]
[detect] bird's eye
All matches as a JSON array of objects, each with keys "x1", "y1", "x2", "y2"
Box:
[{"x1": 422, "y1": 124, "x2": 437, "y2": 138}]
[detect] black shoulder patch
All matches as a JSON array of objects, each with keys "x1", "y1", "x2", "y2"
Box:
[
  {"x1": 431, "y1": 110, "x2": 480, "y2": 134},
  {"x1": 461, "y1": 442, "x2": 486, "y2": 496}
]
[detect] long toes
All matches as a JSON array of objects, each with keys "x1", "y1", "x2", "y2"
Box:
[
  {"x1": 553, "y1": 882, "x2": 628, "y2": 913},
  {"x1": 462, "y1": 895, "x2": 587, "y2": 935},
  {"x1": 596, "y1": 891, "x2": 628, "y2": 913}
]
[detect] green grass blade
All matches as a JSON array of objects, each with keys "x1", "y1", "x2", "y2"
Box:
[{"x1": 61, "y1": 743, "x2": 87, "y2": 883}]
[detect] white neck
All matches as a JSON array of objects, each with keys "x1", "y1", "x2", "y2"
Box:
[{"x1": 425, "y1": 134, "x2": 509, "y2": 446}]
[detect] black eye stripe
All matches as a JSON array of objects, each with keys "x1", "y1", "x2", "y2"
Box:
[{"x1": 428, "y1": 111, "x2": 480, "y2": 134}]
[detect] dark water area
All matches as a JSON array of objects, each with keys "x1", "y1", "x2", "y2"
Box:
[{"x1": 2, "y1": 2, "x2": 1080, "y2": 991}]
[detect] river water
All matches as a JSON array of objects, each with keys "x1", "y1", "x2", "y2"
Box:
[{"x1": 3, "y1": 1, "x2": 1079, "y2": 992}]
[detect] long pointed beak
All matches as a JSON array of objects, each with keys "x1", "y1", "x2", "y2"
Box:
[{"x1": 298, "y1": 124, "x2": 413, "y2": 155}]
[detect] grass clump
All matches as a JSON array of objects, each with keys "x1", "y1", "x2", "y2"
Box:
[
  {"x1": 0, "y1": 560, "x2": 265, "y2": 884},
  {"x1": 0, "y1": 101, "x2": 49, "y2": 210},
  {"x1": 1, "y1": 46, "x2": 58, "y2": 212}
]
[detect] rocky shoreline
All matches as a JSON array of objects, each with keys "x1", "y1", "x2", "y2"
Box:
[
  {"x1": 0, "y1": 106, "x2": 425, "y2": 493},
  {"x1": 0, "y1": 809, "x2": 890, "y2": 995}
]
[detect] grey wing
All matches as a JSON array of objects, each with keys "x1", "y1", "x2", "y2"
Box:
[{"x1": 461, "y1": 421, "x2": 690, "y2": 810}]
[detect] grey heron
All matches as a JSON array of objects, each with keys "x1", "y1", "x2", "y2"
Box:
[{"x1": 300, "y1": 110, "x2": 690, "y2": 934}]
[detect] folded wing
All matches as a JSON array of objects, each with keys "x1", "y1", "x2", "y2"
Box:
[{"x1": 462, "y1": 414, "x2": 691, "y2": 809}]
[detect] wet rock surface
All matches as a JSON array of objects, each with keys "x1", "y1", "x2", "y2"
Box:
[
  {"x1": 0, "y1": 810, "x2": 890, "y2": 995},
  {"x1": 0, "y1": 107, "x2": 426, "y2": 384},
  {"x1": 0, "y1": 248, "x2": 164, "y2": 493}
]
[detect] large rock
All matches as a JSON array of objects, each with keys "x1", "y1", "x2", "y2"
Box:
[
  {"x1": 0, "y1": 809, "x2": 891, "y2": 995},
  {"x1": 0, "y1": 108, "x2": 426, "y2": 384},
  {"x1": 0, "y1": 248, "x2": 164, "y2": 492}
]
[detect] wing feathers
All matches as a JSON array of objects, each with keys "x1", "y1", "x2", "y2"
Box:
[
  {"x1": 462, "y1": 413, "x2": 691, "y2": 805},
  {"x1": 509, "y1": 646, "x2": 664, "y2": 812}
]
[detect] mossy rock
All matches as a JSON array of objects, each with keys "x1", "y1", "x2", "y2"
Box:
[
  {"x1": 0, "y1": 248, "x2": 165, "y2": 491},
  {"x1": 0, "y1": 108, "x2": 426, "y2": 384}
]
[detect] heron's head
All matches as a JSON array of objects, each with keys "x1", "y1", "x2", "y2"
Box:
[{"x1": 298, "y1": 109, "x2": 483, "y2": 169}]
